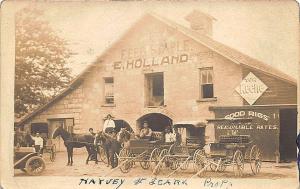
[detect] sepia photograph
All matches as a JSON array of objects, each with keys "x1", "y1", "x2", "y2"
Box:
[{"x1": 1, "y1": 0, "x2": 299, "y2": 189}]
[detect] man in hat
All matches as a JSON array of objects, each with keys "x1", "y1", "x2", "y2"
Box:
[
  {"x1": 31, "y1": 132, "x2": 44, "y2": 154},
  {"x1": 103, "y1": 114, "x2": 115, "y2": 133},
  {"x1": 109, "y1": 129, "x2": 121, "y2": 168},
  {"x1": 174, "y1": 127, "x2": 182, "y2": 145},
  {"x1": 139, "y1": 121, "x2": 152, "y2": 139},
  {"x1": 89, "y1": 128, "x2": 96, "y2": 136}
]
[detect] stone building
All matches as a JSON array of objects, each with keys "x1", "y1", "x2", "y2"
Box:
[{"x1": 16, "y1": 11, "x2": 297, "y2": 161}]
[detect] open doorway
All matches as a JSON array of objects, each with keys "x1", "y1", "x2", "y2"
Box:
[
  {"x1": 279, "y1": 108, "x2": 297, "y2": 161},
  {"x1": 145, "y1": 72, "x2": 164, "y2": 107},
  {"x1": 114, "y1": 119, "x2": 133, "y2": 133},
  {"x1": 31, "y1": 122, "x2": 48, "y2": 138},
  {"x1": 137, "y1": 113, "x2": 172, "y2": 132}
]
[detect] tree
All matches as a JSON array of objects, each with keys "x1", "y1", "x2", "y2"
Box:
[{"x1": 15, "y1": 7, "x2": 73, "y2": 118}]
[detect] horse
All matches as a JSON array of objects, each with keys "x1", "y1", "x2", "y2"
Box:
[
  {"x1": 52, "y1": 126, "x2": 95, "y2": 166},
  {"x1": 94, "y1": 129, "x2": 133, "y2": 168},
  {"x1": 117, "y1": 128, "x2": 134, "y2": 148},
  {"x1": 94, "y1": 131, "x2": 112, "y2": 167}
]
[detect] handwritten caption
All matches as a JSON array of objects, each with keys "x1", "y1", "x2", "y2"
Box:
[
  {"x1": 203, "y1": 178, "x2": 233, "y2": 189},
  {"x1": 78, "y1": 177, "x2": 232, "y2": 189}
]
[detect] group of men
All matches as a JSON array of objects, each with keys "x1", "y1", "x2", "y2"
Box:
[
  {"x1": 138, "y1": 121, "x2": 182, "y2": 144},
  {"x1": 86, "y1": 114, "x2": 182, "y2": 169},
  {"x1": 164, "y1": 127, "x2": 181, "y2": 145}
]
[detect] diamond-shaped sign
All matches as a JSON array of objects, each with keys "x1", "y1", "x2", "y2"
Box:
[{"x1": 235, "y1": 72, "x2": 268, "y2": 105}]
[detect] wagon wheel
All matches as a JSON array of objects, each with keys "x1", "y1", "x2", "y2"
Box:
[
  {"x1": 179, "y1": 146, "x2": 189, "y2": 170},
  {"x1": 153, "y1": 149, "x2": 168, "y2": 175},
  {"x1": 193, "y1": 149, "x2": 207, "y2": 176},
  {"x1": 179, "y1": 160, "x2": 189, "y2": 170},
  {"x1": 233, "y1": 150, "x2": 244, "y2": 177},
  {"x1": 150, "y1": 148, "x2": 160, "y2": 171},
  {"x1": 250, "y1": 145, "x2": 262, "y2": 175},
  {"x1": 170, "y1": 158, "x2": 180, "y2": 170},
  {"x1": 119, "y1": 148, "x2": 132, "y2": 173},
  {"x1": 25, "y1": 156, "x2": 46, "y2": 176},
  {"x1": 139, "y1": 155, "x2": 150, "y2": 170},
  {"x1": 210, "y1": 159, "x2": 226, "y2": 172},
  {"x1": 49, "y1": 145, "x2": 56, "y2": 162},
  {"x1": 159, "y1": 149, "x2": 169, "y2": 168},
  {"x1": 99, "y1": 146, "x2": 108, "y2": 164}
]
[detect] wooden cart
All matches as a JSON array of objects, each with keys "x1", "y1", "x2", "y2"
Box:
[
  {"x1": 193, "y1": 134, "x2": 262, "y2": 177},
  {"x1": 152, "y1": 121, "x2": 206, "y2": 176},
  {"x1": 42, "y1": 139, "x2": 56, "y2": 162}
]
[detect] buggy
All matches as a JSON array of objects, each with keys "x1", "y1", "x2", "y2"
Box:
[
  {"x1": 42, "y1": 139, "x2": 56, "y2": 162},
  {"x1": 117, "y1": 131, "x2": 173, "y2": 173},
  {"x1": 192, "y1": 118, "x2": 262, "y2": 177},
  {"x1": 152, "y1": 121, "x2": 207, "y2": 176}
]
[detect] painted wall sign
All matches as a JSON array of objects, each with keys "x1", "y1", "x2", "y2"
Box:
[
  {"x1": 235, "y1": 72, "x2": 268, "y2": 105},
  {"x1": 216, "y1": 123, "x2": 278, "y2": 130},
  {"x1": 119, "y1": 39, "x2": 191, "y2": 60},
  {"x1": 114, "y1": 54, "x2": 189, "y2": 70},
  {"x1": 111, "y1": 39, "x2": 214, "y2": 70},
  {"x1": 224, "y1": 110, "x2": 270, "y2": 121}
]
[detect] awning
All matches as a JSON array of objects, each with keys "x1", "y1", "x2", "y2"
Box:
[
  {"x1": 206, "y1": 118, "x2": 253, "y2": 123},
  {"x1": 173, "y1": 121, "x2": 206, "y2": 128}
]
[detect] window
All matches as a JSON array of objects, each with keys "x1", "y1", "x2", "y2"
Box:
[
  {"x1": 152, "y1": 75, "x2": 164, "y2": 96},
  {"x1": 104, "y1": 77, "x2": 114, "y2": 104},
  {"x1": 145, "y1": 73, "x2": 164, "y2": 106},
  {"x1": 200, "y1": 68, "x2": 214, "y2": 99}
]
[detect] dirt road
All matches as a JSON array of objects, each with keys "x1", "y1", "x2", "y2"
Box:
[{"x1": 14, "y1": 150, "x2": 297, "y2": 179}]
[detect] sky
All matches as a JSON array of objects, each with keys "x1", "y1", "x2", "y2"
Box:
[{"x1": 18, "y1": 1, "x2": 299, "y2": 78}]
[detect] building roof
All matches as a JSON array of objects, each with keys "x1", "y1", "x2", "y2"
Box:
[
  {"x1": 16, "y1": 12, "x2": 297, "y2": 127},
  {"x1": 149, "y1": 13, "x2": 297, "y2": 85}
]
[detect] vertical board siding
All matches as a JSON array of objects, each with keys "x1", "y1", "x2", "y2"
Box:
[{"x1": 242, "y1": 68, "x2": 297, "y2": 105}]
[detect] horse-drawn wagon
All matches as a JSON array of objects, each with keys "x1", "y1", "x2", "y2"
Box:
[
  {"x1": 117, "y1": 138, "x2": 161, "y2": 173},
  {"x1": 193, "y1": 134, "x2": 262, "y2": 177},
  {"x1": 188, "y1": 118, "x2": 262, "y2": 177},
  {"x1": 117, "y1": 131, "x2": 174, "y2": 173},
  {"x1": 42, "y1": 139, "x2": 56, "y2": 162},
  {"x1": 152, "y1": 121, "x2": 207, "y2": 176}
]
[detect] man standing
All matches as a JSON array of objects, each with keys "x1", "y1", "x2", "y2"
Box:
[
  {"x1": 174, "y1": 127, "x2": 182, "y2": 145},
  {"x1": 103, "y1": 114, "x2": 115, "y2": 133},
  {"x1": 89, "y1": 128, "x2": 96, "y2": 136},
  {"x1": 87, "y1": 128, "x2": 97, "y2": 162},
  {"x1": 31, "y1": 133, "x2": 44, "y2": 154}
]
